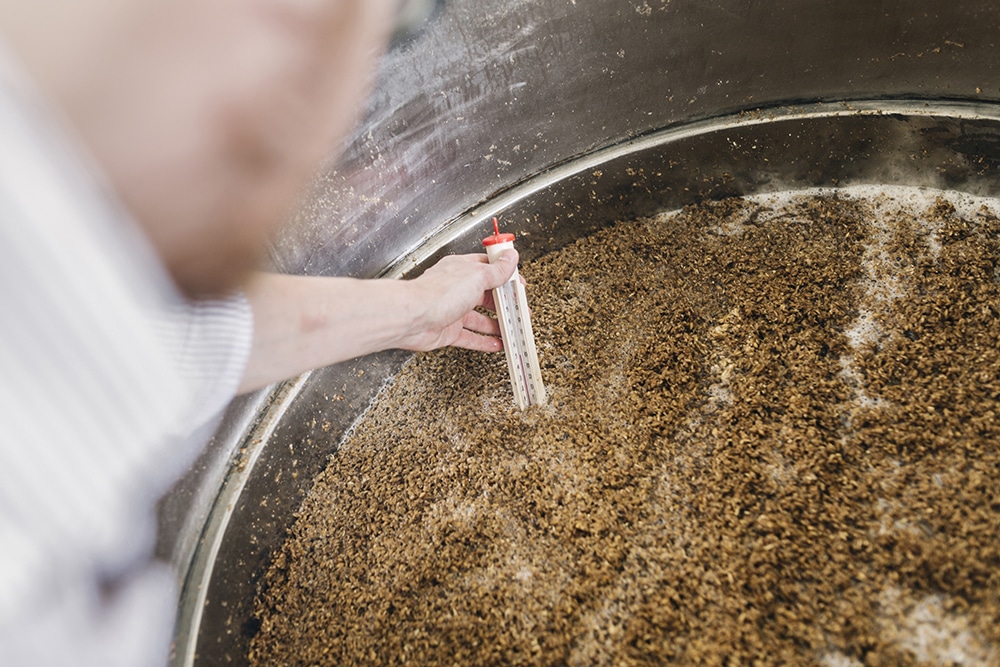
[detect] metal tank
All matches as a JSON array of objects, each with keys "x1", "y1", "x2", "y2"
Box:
[{"x1": 159, "y1": 1, "x2": 1000, "y2": 664}]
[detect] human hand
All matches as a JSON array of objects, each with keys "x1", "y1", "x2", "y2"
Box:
[
  {"x1": 398, "y1": 249, "x2": 521, "y2": 353},
  {"x1": 239, "y1": 251, "x2": 522, "y2": 392}
]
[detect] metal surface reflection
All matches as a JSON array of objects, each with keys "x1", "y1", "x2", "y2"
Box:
[
  {"x1": 271, "y1": 0, "x2": 1000, "y2": 280},
  {"x1": 159, "y1": 1, "x2": 1000, "y2": 665}
]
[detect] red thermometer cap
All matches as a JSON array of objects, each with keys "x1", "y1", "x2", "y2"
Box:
[{"x1": 482, "y1": 216, "x2": 515, "y2": 246}]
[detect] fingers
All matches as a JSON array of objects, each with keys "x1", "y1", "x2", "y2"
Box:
[
  {"x1": 462, "y1": 310, "x2": 501, "y2": 337},
  {"x1": 447, "y1": 311, "x2": 503, "y2": 353},
  {"x1": 403, "y1": 249, "x2": 523, "y2": 354},
  {"x1": 452, "y1": 329, "x2": 504, "y2": 353},
  {"x1": 474, "y1": 249, "x2": 518, "y2": 310}
]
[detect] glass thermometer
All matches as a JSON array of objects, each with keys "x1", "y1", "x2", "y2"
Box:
[{"x1": 482, "y1": 218, "x2": 547, "y2": 409}]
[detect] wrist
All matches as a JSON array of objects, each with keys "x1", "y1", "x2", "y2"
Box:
[{"x1": 390, "y1": 277, "x2": 433, "y2": 351}]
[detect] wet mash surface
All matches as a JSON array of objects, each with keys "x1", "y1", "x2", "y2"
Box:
[{"x1": 250, "y1": 188, "x2": 1000, "y2": 666}]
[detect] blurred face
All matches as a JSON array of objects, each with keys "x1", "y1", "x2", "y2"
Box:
[{"x1": 62, "y1": 0, "x2": 398, "y2": 296}]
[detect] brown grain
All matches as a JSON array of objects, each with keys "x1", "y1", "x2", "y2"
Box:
[{"x1": 250, "y1": 189, "x2": 1000, "y2": 666}]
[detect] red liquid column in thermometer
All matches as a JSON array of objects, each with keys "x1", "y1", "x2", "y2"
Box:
[{"x1": 482, "y1": 218, "x2": 547, "y2": 409}]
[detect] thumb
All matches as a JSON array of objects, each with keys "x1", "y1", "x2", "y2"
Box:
[{"x1": 486, "y1": 248, "x2": 519, "y2": 288}]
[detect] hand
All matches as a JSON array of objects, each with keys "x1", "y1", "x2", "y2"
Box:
[
  {"x1": 239, "y1": 249, "x2": 521, "y2": 393},
  {"x1": 398, "y1": 249, "x2": 520, "y2": 353}
]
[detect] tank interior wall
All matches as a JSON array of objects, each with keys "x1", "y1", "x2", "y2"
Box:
[{"x1": 157, "y1": 1, "x2": 1000, "y2": 664}]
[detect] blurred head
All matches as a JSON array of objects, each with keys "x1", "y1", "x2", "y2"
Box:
[{"x1": 1, "y1": 0, "x2": 408, "y2": 296}]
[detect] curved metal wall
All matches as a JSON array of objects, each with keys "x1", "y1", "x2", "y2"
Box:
[
  {"x1": 270, "y1": 0, "x2": 1000, "y2": 278},
  {"x1": 158, "y1": 2, "x2": 1000, "y2": 664}
]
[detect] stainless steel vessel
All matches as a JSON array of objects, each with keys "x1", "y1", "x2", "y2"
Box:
[{"x1": 160, "y1": 1, "x2": 1000, "y2": 664}]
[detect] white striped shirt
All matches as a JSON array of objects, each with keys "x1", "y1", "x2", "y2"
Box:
[{"x1": 0, "y1": 44, "x2": 252, "y2": 666}]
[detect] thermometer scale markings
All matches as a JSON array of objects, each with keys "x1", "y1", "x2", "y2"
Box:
[{"x1": 483, "y1": 218, "x2": 547, "y2": 409}]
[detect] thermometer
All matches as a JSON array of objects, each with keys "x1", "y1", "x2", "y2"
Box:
[{"x1": 482, "y1": 218, "x2": 547, "y2": 409}]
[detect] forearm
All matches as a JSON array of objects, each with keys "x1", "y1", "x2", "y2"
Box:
[
  {"x1": 238, "y1": 273, "x2": 418, "y2": 393},
  {"x1": 237, "y1": 250, "x2": 518, "y2": 394}
]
